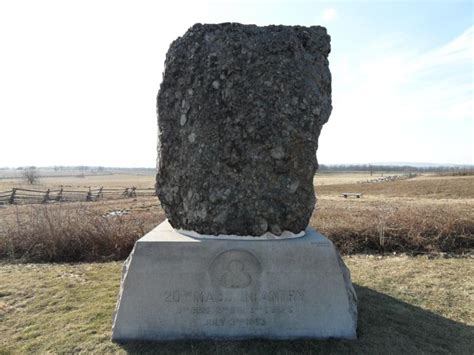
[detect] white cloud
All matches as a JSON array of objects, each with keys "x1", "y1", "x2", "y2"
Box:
[
  {"x1": 322, "y1": 8, "x2": 337, "y2": 22},
  {"x1": 318, "y1": 26, "x2": 474, "y2": 165}
]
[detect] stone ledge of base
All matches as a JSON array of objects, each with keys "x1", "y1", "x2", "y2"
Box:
[
  {"x1": 112, "y1": 331, "x2": 357, "y2": 343},
  {"x1": 177, "y1": 228, "x2": 305, "y2": 241},
  {"x1": 138, "y1": 219, "x2": 331, "y2": 245}
]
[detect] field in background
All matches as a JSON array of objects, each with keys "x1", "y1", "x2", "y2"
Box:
[
  {"x1": 0, "y1": 257, "x2": 472, "y2": 353},
  {"x1": 0, "y1": 173, "x2": 155, "y2": 191},
  {"x1": 0, "y1": 171, "x2": 472, "y2": 353},
  {"x1": 313, "y1": 173, "x2": 473, "y2": 254},
  {"x1": 0, "y1": 172, "x2": 472, "y2": 261}
]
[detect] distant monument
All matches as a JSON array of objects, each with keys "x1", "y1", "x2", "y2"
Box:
[{"x1": 112, "y1": 23, "x2": 357, "y2": 341}]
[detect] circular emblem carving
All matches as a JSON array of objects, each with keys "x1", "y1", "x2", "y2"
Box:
[{"x1": 209, "y1": 249, "x2": 261, "y2": 289}]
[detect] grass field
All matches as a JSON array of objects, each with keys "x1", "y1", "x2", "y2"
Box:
[
  {"x1": 0, "y1": 256, "x2": 472, "y2": 354},
  {"x1": 0, "y1": 173, "x2": 155, "y2": 191},
  {"x1": 316, "y1": 174, "x2": 474, "y2": 199},
  {"x1": 1, "y1": 172, "x2": 472, "y2": 260},
  {"x1": 0, "y1": 171, "x2": 473, "y2": 353}
]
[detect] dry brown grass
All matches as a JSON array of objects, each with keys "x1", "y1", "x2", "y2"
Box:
[
  {"x1": 0, "y1": 173, "x2": 155, "y2": 191},
  {"x1": 1, "y1": 257, "x2": 472, "y2": 353},
  {"x1": 314, "y1": 172, "x2": 380, "y2": 185},
  {"x1": 0, "y1": 202, "x2": 164, "y2": 262},
  {"x1": 311, "y1": 199, "x2": 473, "y2": 254},
  {"x1": 0, "y1": 173, "x2": 472, "y2": 352},
  {"x1": 316, "y1": 175, "x2": 474, "y2": 199},
  {"x1": 0, "y1": 174, "x2": 472, "y2": 262},
  {"x1": 312, "y1": 175, "x2": 474, "y2": 254}
]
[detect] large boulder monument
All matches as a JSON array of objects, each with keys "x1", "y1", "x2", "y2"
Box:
[
  {"x1": 112, "y1": 23, "x2": 357, "y2": 341},
  {"x1": 155, "y1": 23, "x2": 332, "y2": 237}
]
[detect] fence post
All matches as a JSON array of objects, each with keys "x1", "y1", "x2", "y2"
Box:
[
  {"x1": 86, "y1": 187, "x2": 92, "y2": 202},
  {"x1": 96, "y1": 187, "x2": 103, "y2": 200},
  {"x1": 42, "y1": 189, "x2": 50, "y2": 203},
  {"x1": 9, "y1": 188, "x2": 16, "y2": 204},
  {"x1": 56, "y1": 187, "x2": 63, "y2": 201}
]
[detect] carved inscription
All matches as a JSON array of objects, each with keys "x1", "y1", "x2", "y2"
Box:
[
  {"x1": 205, "y1": 318, "x2": 267, "y2": 326},
  {"x1": 163, "y1": 289, "x2": 305, "y2": 303},
  {"x1": 160, "y1": 249, "x2": 307, "y2": 328},
  {"x1": 162, "y1": 288, "x2": 306, "y2": 326},
  {"x1": 190, "y1": 306, "x2": 294, "y2": 315}
]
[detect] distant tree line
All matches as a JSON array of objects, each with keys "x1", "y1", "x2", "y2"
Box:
[
  {"x1": 318, "y1": 164, "x2": 474, "y2": 173},
  {"x1": 1, "y1": 165, "x2": 472, "y2": 175},
  {"x1": 6, "y1": 166, "x2": 154, "y2": 174}
]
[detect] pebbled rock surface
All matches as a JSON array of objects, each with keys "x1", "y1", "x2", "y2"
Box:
[{"x1": 156, "y1": 23, "x2": 332, "y2": 236}]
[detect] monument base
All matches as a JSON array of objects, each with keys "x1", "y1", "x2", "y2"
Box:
[{"x1": 112, "y1": 220, "x2": 357, "y2": 341}]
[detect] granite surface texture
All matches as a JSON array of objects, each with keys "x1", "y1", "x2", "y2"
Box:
[{"x1": 156, "y1": 23, "x2": 332, "y2": 236}]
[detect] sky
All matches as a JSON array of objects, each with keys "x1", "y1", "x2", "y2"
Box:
[{"x1": 0, "y1": 0, "x2": 472, "y2": 167}]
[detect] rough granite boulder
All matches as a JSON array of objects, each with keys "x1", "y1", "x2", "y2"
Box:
[{"x1": 156, "y1": 23, "x2": 332, "y2": 236}]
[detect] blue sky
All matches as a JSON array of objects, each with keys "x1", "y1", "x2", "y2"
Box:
[{"x1": 0, "y1": 0, "x2": 472, "y2": 167}]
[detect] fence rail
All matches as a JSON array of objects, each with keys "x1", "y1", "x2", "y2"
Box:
[{"x1": 0, "y1": 186, "x2": 156, "y2": 205}]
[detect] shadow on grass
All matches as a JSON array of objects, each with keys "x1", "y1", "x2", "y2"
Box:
[{"x1": 119, "y1": 285, "x2": 474, "y2": 354}]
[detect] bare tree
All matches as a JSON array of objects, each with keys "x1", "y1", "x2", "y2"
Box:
[{"x1": 22, "y1": 166, "x2": 40, "y2": 184}]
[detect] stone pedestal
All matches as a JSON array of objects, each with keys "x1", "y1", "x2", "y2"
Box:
[{"x1": 111, "y1": 220, "x2": 357, "y2": 341}]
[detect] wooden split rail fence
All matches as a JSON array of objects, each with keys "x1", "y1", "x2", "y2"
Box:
[{"x1": 0, "y1": 187, "x2": 156, "y2": 205}]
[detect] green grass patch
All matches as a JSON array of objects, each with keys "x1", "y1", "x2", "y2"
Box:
[{"x1": 0, "y1": 257, "x2": 473, "y2": 354}]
